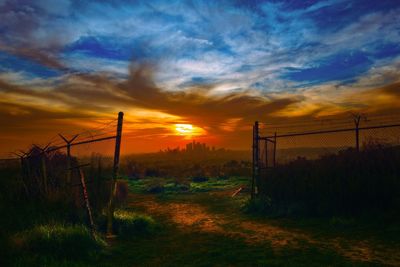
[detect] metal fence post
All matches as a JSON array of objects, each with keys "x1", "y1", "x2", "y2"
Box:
[
  {"x1": 34, "y1": 143, "x2": 50, "y2": 196},
  {"x1": 107, "y1": 111, "x2": 124, "y2": 237},
  {"x1": 59, "y1": 134, "x2": 79, "y2": 185},
  {"x1": 15, "y1": 152, "x2": 29, "y2": 196}
]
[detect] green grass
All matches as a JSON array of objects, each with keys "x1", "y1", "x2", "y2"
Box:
[
  {"x1": 8, "y1": 223, "x2": 106, "y2": 267},
  {"x1": 2, "y1": 172, "x2": 399, "y2": 266},
  {"x1": 113, "y1": 210, "x2": 159, "y2": 238},
  {"x1": 102, "y1": 225, "x2": 372, "y2": 267},
  {"x1": 120, "y1": 179, "x2": 399, "y2": 266},
  {"x1": 128, "y1": 176, "x2": 249, "y2": 194}
]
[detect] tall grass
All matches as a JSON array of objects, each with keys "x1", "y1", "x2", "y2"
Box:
[
  {"x1": 13, "y1": 223, "x2": 106, "y2": 259},
  {"x1": 0, "y1": 153, "x2": 134, "y2": 266},
  {"x1": 7, "y1": 223, "x2": 106, "y2": 267}
]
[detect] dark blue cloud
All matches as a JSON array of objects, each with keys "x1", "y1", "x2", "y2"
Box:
[
  {"x1": 0, "y1": 51, "x2": 60, "y2": 78},
  {"x1": 64, "y1": 36, "x2": 133, "y2": 61},
  {"x1": 372, "y1": 43, "x2": 400, "y2": 59},
  {"x1": 283, "y1": 51, "x2": 372, "y2": 82},
  {"x1": 1, "y1": 0, "x2": 400, "y2": 91},
  {"x1": 301, "y1": 0, "x2": 399, "y2": 31}
]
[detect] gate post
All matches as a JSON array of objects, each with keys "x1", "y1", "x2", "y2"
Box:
[{"x1": 107, "y1": 111, "x2": 124, "y2": 237}]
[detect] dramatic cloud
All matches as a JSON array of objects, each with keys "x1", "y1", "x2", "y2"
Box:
[{"x1": 1, "y1": 0, "x2": 400, "y2": 155}]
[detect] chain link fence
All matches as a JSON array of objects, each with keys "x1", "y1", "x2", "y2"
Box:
[
  {"x1": 257, "y1": 116, "x2": 400, "y2": 164},
  {"x1": 251, "y1": 114, "x2": 400, "y2": 216}
]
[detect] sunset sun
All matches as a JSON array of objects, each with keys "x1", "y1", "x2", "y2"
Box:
[{"x1": 175, "y1": 124, "x2": 194, "y2": 135}]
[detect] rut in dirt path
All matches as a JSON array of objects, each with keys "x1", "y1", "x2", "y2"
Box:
[{"x1": 128, "y1": 193, "x2": 400, "y2": 266}]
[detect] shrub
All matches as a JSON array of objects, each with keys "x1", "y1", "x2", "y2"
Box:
[{"x1": 113, "y1": 210, "x2": 158, "y2": 238}]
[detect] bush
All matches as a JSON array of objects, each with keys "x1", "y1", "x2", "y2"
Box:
[
  {"x1": 113, "y1": 210, "x2": 158, "y2": 238},
  {"x1": 13, "y1": 223, "x2": 106, "y2": 260},
  {"x1": 96, "y1": 209, "x2": 158, "y2": 238}
]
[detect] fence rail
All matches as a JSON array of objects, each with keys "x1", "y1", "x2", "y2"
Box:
[{"x1": 261, "y1": 123, "x2": 400, "y2": 139}]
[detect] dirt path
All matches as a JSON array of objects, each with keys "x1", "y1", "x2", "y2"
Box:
[{"x1": 128, "y1": 192, "x2": 400, "y2": 266}]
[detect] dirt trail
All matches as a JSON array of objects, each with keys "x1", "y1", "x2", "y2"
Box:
[{"x1": 128, "y1": 193, "x2": 400, "y2": 266}]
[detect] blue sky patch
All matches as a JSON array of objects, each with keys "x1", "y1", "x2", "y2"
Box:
[
  {"x1": 284, "y1": 51, "x2": 372, "y2": 82},
  {"x1": 0, "y1": 0, "x2": 399, "y2": 91},
  {"x1": 0, "y1": 51, "x2": 60, "y2": 79}
]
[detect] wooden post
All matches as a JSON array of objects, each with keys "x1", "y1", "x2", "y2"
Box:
[
  {"x1": 59, "y1": 134, "x2": 79, "y2": 184},
  {"x1": 107, "y1": 112, "x2": 124, "y2": 237},
  {"x1": 77, "y1": 165, "x2": 96, "y2": 238}
]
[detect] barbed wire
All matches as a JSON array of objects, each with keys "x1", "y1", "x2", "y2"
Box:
[{"x1": 1, "y1": 117, "x2": 119, "y2": 160}]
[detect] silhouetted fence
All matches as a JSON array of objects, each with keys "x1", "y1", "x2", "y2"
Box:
[
  {"x1": 0, "y1": 111, "x2": 124, "y2": 236},
  {"x1": 251, "y1": 113, "x2": 400, "y2": 199}
]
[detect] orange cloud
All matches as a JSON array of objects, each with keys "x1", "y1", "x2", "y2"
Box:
[{"x1": 1, "y1": 61, "x2": 400, "y2": 156}]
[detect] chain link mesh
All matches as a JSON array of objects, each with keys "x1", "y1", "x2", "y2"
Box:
[{"x1": 257, "y1": 116, "x2": 400, "y2": 164}]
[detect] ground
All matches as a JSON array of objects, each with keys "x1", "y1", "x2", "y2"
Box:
[{"x1": 100, "y1": 178, "x2": 400, "y2": 267}]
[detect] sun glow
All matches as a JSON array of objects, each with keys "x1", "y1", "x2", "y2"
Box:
[
  {"x1": 174, "y1": 124, "x2": 205, "y2": 138},
  {"x1": 175, "y1": 124, "x2": 194, "y2": 134}
]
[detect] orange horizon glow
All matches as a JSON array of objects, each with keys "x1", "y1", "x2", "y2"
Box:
[{"x1": 1, "y1": 73, "x2": 400, "y2": 156}]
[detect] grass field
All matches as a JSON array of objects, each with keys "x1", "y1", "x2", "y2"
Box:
[
  {"x1": 3, "y1": 176, "x2": 400, "y2": 266},
  {"x1": 99, "y1": 176, "x2": 400, "y2": 266}
]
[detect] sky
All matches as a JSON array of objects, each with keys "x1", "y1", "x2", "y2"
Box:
[{"x1": 1, "y1": 0, "x2": 400, "y2": 155}]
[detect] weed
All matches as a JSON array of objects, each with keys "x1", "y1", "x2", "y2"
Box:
[{"x1": 12, "y1": 223, "x2": 105, "y2": 261}]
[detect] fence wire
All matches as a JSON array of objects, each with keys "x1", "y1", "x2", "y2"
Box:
[
  {"x1": 257, "y1": 116, "x2": 400, "y2": 164},
  {"x1": 0, "y1": 115, "x2": 121, "y2": 204}
]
